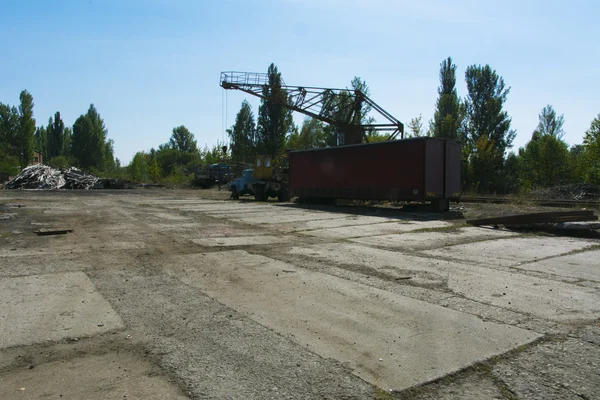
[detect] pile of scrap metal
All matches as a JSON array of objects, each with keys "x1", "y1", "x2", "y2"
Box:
[
  {"x1": 61, "y1": 167, "x2": 103, "y2": 189},
  {"x1": 532, "y1": 183, "x2": 600, "y2": 201},
  {"x1": 467, "y1": 211, "x2": 600, "y2": 233},
  {"x1": 2, "y1": 164, "x2": 102, "y2": 190}
]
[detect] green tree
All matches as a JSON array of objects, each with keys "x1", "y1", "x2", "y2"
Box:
[
  {"x1": 0, "y1": 103, "x2": 21, "y2": 173},
  {"x1": 169, "y1": 125, "x2": 197, "y2": 153},
  {"x1": 256, "y1": 63, "x2": 294, "y2": 155},
  {"x1": 582, "y1": 114, "x2": 600, "y2": 184},
  {"x1": 104, "y1": 139, "x2": 116, "y2": 172},
  {"x1": 568, "y1": 144, "x2": 587, "y2": 183},
  {"x1": 534, "y1": 105, "x2": 565, "y2": 139},
  {"x1": 202, "y1": 143, "x2": 230, "y2": 165},
  {"x1": 129, "y1": 151, "x2": 149, "y2": 182},
  {"x1": 503, "y1": 152, "x2": 521, "y2": 193},
  {"x1": 34, "y1": 125, "x2": 47, "y2": 157},
  {"x1": 518, "y1": 134, "x2": 570, "y2": 189},
  {"x1": 72, "y1": 104, "x2": 110, "y2": 170},
  {"x1": 432, "y1": 57, "x2": 463, "y2": 140},
  {"x1": 464, "y1": 65, "x2": 515, "y2": 191},
  {"x1": 515, "y1": 105, "x2": 571, "y2": 189},
  {"x1": 229, "y1": 100, "x2": 256, "y2": 162},
  {"x1": 322, "y1": 76, "x2": 375, "y2": 145},
  {"x1": 469, "y1": 135, "x2": 505, "y2": 193},
  {"x1": 147, "y1": 157, "x2": 161, "y2": 182},
  {"x1": 62, "y1": 127, "x2": 72, "y2": 158},
  {"x1": 47, "y1": 156, "x2": 70, "y2": 169},
  {"x1": 350, "y1": 76, "x2": 374, "y2": 126},
  {"x1": 0, "y1": 103, "x2": 19, "y2": 146},
  {"x1": 465, "y1": 65, "x2": 515, "y2": 152},
  {"x1": 287, "y1": 117, "x2": 327, "y2": 150},
  {"x1": 155, "y1": 144, "x2": 179, "y2": 176},
  {"x1": 407, "y1": 114, "x2": 424, "y2": 138},
  {"x1": 47, "y1": 111, "x2": 65, "y2": 160},
  {"x1": 16, "y1": 90, "x2": 36, "y2": 166}
]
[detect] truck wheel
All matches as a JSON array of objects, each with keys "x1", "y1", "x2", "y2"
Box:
[
  {"x1": 231, "y1": 186, "x2": 239, "y2": 200},
  {"x1": 277, "y1": 191, "x2": 287, "y2": 202},
  {"x1": 254, "y1": 185, "x2": 266, "y2": 201}
]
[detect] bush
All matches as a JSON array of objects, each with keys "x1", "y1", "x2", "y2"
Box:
[
  {"x1": 0, "y1": 151, "x2": 20, "y2": 176},
  {"x1": 47, "y1": 156, "x2": 71, "y2": 169},
  {"x1": 165, "y1": 166, "x2": 193, "y2": 187}
]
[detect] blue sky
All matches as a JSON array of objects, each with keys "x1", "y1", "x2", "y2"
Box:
[{"x1": 1, "y1": 0, "x2": 599, "y2": 163}]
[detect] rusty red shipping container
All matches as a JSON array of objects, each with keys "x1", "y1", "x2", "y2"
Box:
[{"x1": 288, "y1": 137, "x2": 461, "y2": 210}]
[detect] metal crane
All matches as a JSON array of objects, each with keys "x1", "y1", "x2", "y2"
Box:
[{"x1": 220, "y1": 71, "x2": 404, "y2": 145}]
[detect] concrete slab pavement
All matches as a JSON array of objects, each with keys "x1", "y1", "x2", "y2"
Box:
[
  {"x1": 277, "y1": 215, "x2": 396, "y2": 232},
  {"x1": 0, "y1": 353, "x2": 188, "y2": 400},
  {"x1": 423, "y1": 236, "x2": 597, "y2": 267},
  {"x1": 298, "y1": 220, "x2": 453, "y2": 239},
  {"x1": 169, "y1": 250, "x2": 540, "y2": 392},
  {"x1": 0, "y1": 241, "x2": 146, "y2": 258},
  {"x1": 227, "y1": 212, "x2": 351, "y2": 225},
  {"x1": 0, "y1": 272, "x2": 124, "y2": 349},
  {"x1": 192, "y1": 235, "x2": 293, "y2": 247},
  {"x1": 350, "y1": 227, "x2": 517, "y2": 251},
  {"x1": 290, "y1": 243, "x2": 600, "y2": 322},
  {"x1": 516, "y1": 249, "x2": 600, "y2": 282},
  {"x1": 149, "y1": 212, "x2": 190, "y2": 221}
]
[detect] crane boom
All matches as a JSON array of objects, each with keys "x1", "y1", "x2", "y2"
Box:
[{"x1": 220, "y1": 71, "x2": 404, "y2": 144}]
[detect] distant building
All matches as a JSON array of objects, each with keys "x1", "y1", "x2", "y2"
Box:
[{"x1": 29, "y1": 150, "x2": 43, "y2": 166}]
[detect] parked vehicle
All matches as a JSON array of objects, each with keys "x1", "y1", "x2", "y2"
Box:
[
  {"x1": 229, "y1": 169, "x2": 255, "y2": 199},
  {"x1": 194, "y1": 163, "x2": 232, "y2": 188},
  {"x1": 229, "y1": 155, "x2": 287, "y2": 201}
]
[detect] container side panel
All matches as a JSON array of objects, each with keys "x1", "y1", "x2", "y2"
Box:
[
  {"x1": 289, "y1": 139, "x2": 429, "y2": 201},
  {"x1": 445, "y1": 141, "x2": 461, "y2": 199},
  {"x1": 424, "y1": 140, "x2": 445, "y2": 199}
]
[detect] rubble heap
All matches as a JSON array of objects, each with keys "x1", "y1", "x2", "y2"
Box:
[
  {"x1": 62, "y1": 167, "x2": 103, "y2": 189},
  {"x1": 2, "y1": 164, "x2": 102, "y2": 190}
]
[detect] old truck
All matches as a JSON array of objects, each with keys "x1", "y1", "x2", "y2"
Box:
[
  {"x1": 193, "y1": 163, "x2": 232, "y2": 188},
  {"x1": 230, "y1": 155, "x2": 287, "y2": 201}
]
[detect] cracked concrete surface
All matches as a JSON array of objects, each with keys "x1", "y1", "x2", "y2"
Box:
[{"x1": 1, "y1": 190, "x2": 598, "y2": 399}]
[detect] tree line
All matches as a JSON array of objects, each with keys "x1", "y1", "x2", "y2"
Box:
[
  {"x1": 0, "y1": 90, "x2": 117, "y2": 176},
  {"x1": 0, "y1": 89, "x2": 226, "y2": 185},
  {"x1": 127, "y1": 126, "x2": 228, "y2": 184},
  {"x1": 4, "y1": 62, "x2": 598, "y2": 192},
  {"x1": 227, "y1": 61, "x2": 600, "y2": 193},
  {"x1": 427, "y1": 57, "x2": 599, "y2": 192}
]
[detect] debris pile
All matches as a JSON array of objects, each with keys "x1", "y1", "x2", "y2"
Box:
[
  {"x1": 62, "y1": 167, "x2": 102, "y2": 189},
  {"x1": 2, "y1": 165, "x2": 102, "y2": 190},
  {"x1": 532, "y1": 184, "x2": 600, "y2": 201}
]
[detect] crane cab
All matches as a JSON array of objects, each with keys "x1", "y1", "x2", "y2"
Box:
[{"x1": 252, "y1": 155, "x2": 273, "y2": 180}]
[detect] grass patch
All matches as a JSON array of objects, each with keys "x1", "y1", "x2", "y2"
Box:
[{"x1": 374, "y1": 387, "x2": 395, "y2": 399}]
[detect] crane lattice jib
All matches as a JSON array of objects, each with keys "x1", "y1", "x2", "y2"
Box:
[{"x1": 220, "y1": 71, "x2": 404, "y2": 141}]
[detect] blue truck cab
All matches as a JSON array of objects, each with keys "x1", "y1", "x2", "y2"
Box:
[{"x1": 229, "y1": 169, "x2": 255, "y2": 199}]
